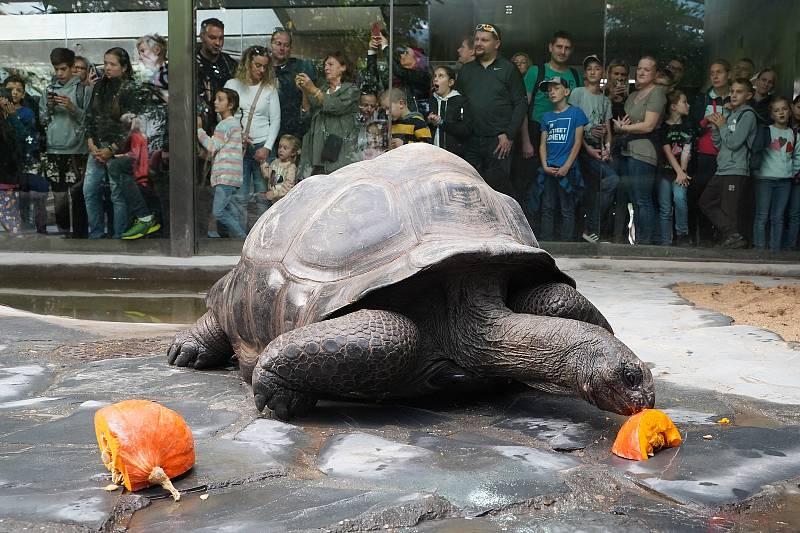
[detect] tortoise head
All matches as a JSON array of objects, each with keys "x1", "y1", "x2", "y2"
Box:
[{"x1": 574, "y1": 329, "x2": 655, "y2": 415}]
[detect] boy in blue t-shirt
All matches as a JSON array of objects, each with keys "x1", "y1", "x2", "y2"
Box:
[{"x1": 535, "y1": 76, "x2": 588, "y2": 241}]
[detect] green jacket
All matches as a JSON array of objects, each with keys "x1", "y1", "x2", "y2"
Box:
[{"x1": 300, "y1": 82, "x2": 359, "y2": 177}]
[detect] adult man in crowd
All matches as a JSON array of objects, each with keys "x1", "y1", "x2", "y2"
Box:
[
  {"x1": 455, "y1": 36, "x2": 475, "y2": 69},
  {"x1": 520, "y1": 31, "x2": 582, "y2": 163},
  {"x1": 196, "y1": 17, "x2": 238, "y2": 135},
  {"x1": 71, "y1": 56, "x2": 98, "y2": 87},
  {"x1": 44, "y1": 48, "x2": 90, "y2": 238},
  {"x1": 269, "y1": 28, "x2": 315, "y2": 153},
  {"x1": 196, "y1": 17, "x2": 237, "y2": 237},
  {"x1": 456, "y1": 23, "x2": 527, "y2": 196},
  {"x1": 733, "y1": 57, "x2": 755, "y2": 81}
]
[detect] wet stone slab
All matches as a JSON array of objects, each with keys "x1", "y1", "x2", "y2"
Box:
[
  {"x1": 493, "y1": 392, "x2": 620, "y2": 451},
  {"x1": 48, "y1": 355, "x2": 247, "y2": 405},
  {"x1": 0, "y1": 445, "x2": 119, "y2": 528},
  {"x1": 127, "y1": 478, "x2": 452, "y2": 533},
  {"x1": 611, "y1": 425, "x2": 800, "y2": 505},
  {"x1": 317, "y1": 431, "x2": 580, "y2": 514},
  {"x1": 0, "y1": 359, "x2": 56, "y2": 403}
]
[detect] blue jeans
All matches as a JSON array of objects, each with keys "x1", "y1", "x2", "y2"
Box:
[
  {"x1": 753, "y1": 178, "x2": 792, "y2": 251},
  {"x1": 213, "y1": 184, "x2": 246, "y2": 238},
  {"x1": 625, "y1": 157, "x2": 658, "y2": 245},
  {"x1": 657, "y1": 178, "x2": 689, "y2": 244},
  {"x1": 784, "y1": 180, "x2": 800, "y2": 250},
  {"x1": 84, "y1": 157, "x2": 126, "y2": 238},
  {"x1": 539, "y1": 167, "x2": 578, "y2": 241},
  {"x1": 234, "y1": 142, "x2": 268, "y2": 232},
  {"x1": 581, "y1": 156, "x2": 620, "y2": 236}
]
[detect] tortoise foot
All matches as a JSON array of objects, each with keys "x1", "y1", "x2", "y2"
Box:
[
  {"x1": 167, "y1": 311, "x2": 234, "y2": 369},
  {"x1": 252, "y1": 369, "x2": 317, "y2": 420}
]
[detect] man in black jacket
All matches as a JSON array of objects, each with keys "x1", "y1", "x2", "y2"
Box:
[
  {"x1": 270, "y1": 29, "x2": 316, "y2": 153},
  {"x1": 456, "y1": 23, "x2": 527, "y2": 196}
]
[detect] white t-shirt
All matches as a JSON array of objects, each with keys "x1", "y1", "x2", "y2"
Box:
[{"x1": 223, "y1": 79, "x2": 281, "y2": 148}]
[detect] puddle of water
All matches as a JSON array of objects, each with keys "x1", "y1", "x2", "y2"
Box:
[{"x1": 0, "y1": 279, "x2": 207, "y2": 324}]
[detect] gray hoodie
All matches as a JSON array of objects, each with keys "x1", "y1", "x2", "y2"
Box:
[
  {"x1": 712, "y1": 104, "x2": 756, "y2": 176},
  {"x1": 43, "y1": 75, "x2": 91, "y2": 154}
]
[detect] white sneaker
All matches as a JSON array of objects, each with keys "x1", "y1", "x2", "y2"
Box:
[{"x1": 582, "y1": 232, "x2": 599, "y2": 244}]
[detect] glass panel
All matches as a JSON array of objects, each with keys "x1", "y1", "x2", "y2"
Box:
[
  {"x1": 0, "y1": 0, "x2": 169, "y2": 252},
  {"x1": 603, "y1": 0, "x2": 799, "y2": 255},
  {"x1": 194, "y1": 1, "x2": 407, "y2": 253}
]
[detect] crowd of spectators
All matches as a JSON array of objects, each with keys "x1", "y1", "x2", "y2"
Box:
[{"x1": 1, "y1": 18, "x2": 798, "y2": 252}]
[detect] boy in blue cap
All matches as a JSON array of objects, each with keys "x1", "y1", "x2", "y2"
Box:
[{"x1": 536, "y1": 76, "x2": 588, "y2": 241}]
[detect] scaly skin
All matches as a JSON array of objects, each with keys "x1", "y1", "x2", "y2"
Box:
[
  {"x1": 250, "y1": 273, "x2": 655, "y2": 420},
  {"x1": 167, "y1": 311, "x2": 235, "y2": 369},
  {"x1": 510, "y1": 282, "x2": 614, "y2": 334}
]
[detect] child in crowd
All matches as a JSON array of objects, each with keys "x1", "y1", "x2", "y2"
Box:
[
  {"x1": 569, "y1": 55, "x2": 619, "y2": 243},
  {"x1": 536, "y1": 76, "x2": 588, "y2": 241},
  {"x1": 356, "y1": 91, "x2": 387, "y2": 160},
  {"x1": 658, "y1": 90, "x2": 695, "y2": 246},
  {"x1": 4, "y1": 76, "x2": 46, "y2": 234},
  {"x1": 698, "y1": 78, "x2": 757, "y2": 249},
  {"x1": 262, "y1": 134, "x2": 300, "y2": 204},
  {"x1": 752, "y1": 97, "x2": 800, "y2": 251},
  {"x1": 0, "y1": 96, "x2": 21, "y2": 235},
  {"x1": 197, "y1": 88, "x2": 245, "y2": 238},
  {"x1": 117, "y1": 113, "x2": 162, "y2": 230},
  {"x1": 381, "y1": 87, "x2": 432, "y2": 148},
  {"x1": 786, "y1": 95, "x2": 800, "y2": 250},
  {"x1": 117, "y1": 114, "x2": 148, "y2": 188},
  {"x1": 363, "y1": 121, "x2": 387, "y2": 160},
  {"x1": 426, "y1": 66, "x2": 471, "y2": 157}
]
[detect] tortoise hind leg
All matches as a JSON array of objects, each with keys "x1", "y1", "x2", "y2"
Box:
[
  {"x1": 510, "y1": 282, "x2": 614, "y2": 334},
  {"x1": 167, "y1": 311, "x2": 235, "y2": 369},
  {"x1": 252, "y1": 309, "x2": 419, "y2": 420}
]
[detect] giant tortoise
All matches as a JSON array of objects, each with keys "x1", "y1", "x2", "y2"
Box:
[{"x1": 168, "y1": 143, "x2": 654, "y2": 419}]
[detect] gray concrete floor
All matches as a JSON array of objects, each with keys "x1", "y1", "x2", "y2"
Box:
[{"x1": 0, "y1": 263, "x2": 799, "y2": 532}]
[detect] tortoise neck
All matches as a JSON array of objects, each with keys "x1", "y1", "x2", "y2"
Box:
[{"x1": 445, "y1": 272, "x2": 590, "y2": 392}]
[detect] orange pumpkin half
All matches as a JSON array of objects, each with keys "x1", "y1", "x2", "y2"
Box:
[
  {"x1": 611, "y1": 408, "x2": 682, "y2": 461},
  {"x1": 94, "y1": 400, "x2": 195, "y2": 500}
]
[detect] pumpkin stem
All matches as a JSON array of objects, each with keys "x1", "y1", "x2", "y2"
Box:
[{"x1": 148, "y1": 466, "x2": 181, "y2": 501}]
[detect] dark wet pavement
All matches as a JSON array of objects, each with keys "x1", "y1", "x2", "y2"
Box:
[{"x1": 1, "y1": 271, "x2": 800, "y2": 532}]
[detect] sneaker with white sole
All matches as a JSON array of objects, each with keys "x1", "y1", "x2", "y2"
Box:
[
  {"x1": 121, "y1": 217, "x2": 161, "y2": 240},
  {"x1": 582, "y1": 232, "x2": 599, "y2": 244}
]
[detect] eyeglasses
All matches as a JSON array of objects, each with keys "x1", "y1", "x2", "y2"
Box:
[
  {"x1": 475, "y1": 23, "x2": 499, "y2": 38},
  {"x1": 250, "y1": 46, "x2": 269, "y2": 57}
]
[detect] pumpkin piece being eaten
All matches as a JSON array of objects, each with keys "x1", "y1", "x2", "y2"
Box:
[
  {"x1": 611, "y1": 408, "x2": 682, "y2": 461},
  {"x1": 94, "y1": 400, "x2": 195, "y2": 500}
]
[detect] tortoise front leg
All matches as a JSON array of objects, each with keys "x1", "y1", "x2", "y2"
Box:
[
  {"x1": 167, "y1": 311, "x2": 235, "y2": 369},
  {"x1": 252, "y1": 309, "x2": 420, "y2": 420},
  {"x1": 510, "y1": 282, "x2": 613, "y2": 334}
]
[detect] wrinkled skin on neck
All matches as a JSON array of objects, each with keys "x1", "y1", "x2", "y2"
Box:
[{"x1": 445, "y1": 272, "x2": 655, "y2": 415}]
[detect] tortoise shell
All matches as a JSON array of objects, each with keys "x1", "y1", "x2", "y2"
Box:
[{"x1": 207, "y1": 143, "x2": 572, "y2": 371}]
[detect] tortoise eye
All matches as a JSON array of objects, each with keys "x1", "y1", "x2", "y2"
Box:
[{"x1": 623, "y1": 365, "x2": 643, "y2": 388}]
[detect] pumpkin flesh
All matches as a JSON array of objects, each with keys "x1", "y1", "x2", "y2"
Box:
[
  {"x1": 611, "y1": 408, "x2": 682, "y2": 461},
  {"x1": 94, "y1": 400, "x2": 195, "y2": 500}
]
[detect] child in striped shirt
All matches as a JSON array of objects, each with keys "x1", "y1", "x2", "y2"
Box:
[
  {"x1": 198, "y1": 88, "x2": 245, "y2": 238},
  {"x1": 381, "y1": 87, "x2": 432, "y2": 149}
]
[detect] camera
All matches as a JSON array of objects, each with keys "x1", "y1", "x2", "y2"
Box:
[{"x1": 0, "y1": 87, "x2": 12, "y2": 100}]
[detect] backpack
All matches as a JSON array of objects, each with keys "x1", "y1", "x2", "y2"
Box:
[{"x1": 741, "y1": 108, "x2": 770, "y2": 172}]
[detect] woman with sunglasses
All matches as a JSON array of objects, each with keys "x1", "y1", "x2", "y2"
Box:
[
  {"x1": 295, "y1": 50, "x2": 359, "y2": 176},
  {"x1": 224, "y1": 46, "x2": 280, "y2": 232}
]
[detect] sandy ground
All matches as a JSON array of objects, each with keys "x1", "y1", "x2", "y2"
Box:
[{"x1": 675, "y1": 280, "x2": 800, "y2": 343}]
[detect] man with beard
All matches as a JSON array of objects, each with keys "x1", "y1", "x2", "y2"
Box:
[
  {"x1": 196, "y1": 18, "x2": 237, "y2": 237},
  {"x1": 269, "y1": 29, "x2": 316, "y2": 155},
  {"x1": 456, "y1": 23, "x2": 526, "y2": 197},
  {"x1": 520, "y1": 31, "x2": 582, "y2": 165},
  {"x1": 196, "y1": 18, "x2": 238, "y2": 135}
]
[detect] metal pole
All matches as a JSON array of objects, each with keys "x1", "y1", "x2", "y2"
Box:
[
  {"x1": 388, "y1": 0, "x2": 393, "y2": 141},
  {"x1": 168, "y1": 0, "x2": 196, "y2": 257}
]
